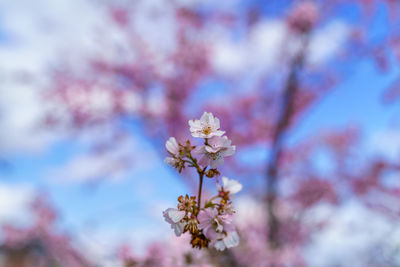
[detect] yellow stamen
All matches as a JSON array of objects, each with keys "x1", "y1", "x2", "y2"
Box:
[{"x1": 203, "y1": 127, "x2": 212, "y2": 135}]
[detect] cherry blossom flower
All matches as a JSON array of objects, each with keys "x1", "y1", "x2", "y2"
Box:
[
  {"x1": 188, "y1": 112, "x2": 225, "y2": 138},
  {"x1": 213, "y1": 231, "x2": 240, "y2": 251},
  {"x1": 163, "y1": 208, "x2": 186, "y2": 236},
  {"x1": 287, "y1": 1, "x2": 319, "y2": 33},
  {"x1": 166, "y1": 137, "x2": 180, "y2": 156},
  {"x1": 164, "y1": 157, "x2": 178, "y2": 166},
  {"x1": 198, "y1": 208, "x2": 239, "y2": 250},
  {"x1": 198, "y1": 208, "x2": 235, "y2": 239},
  {"x1": 217, "y1": 176, "x2": 243, "y2": 195},
  {"x1": 164, "y1": 137, "x2": 185, "y2": 171},
  {"x1": 193, "y1": 136, "x2": 236, "y2": 168},
  {"x1": 178, "y1": 194, "x2": 197, "y2": 212},
  {"x1": 164, "y1": 157, "x2": 185, "y2": 173}
]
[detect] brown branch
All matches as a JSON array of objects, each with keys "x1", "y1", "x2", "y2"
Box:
[{"x1": 266, "y1": 34, "x2": 309, "y2": 248}]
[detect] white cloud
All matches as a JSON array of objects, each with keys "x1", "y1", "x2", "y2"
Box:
[
  {"x1": 248, "y1": 20, "x2": 289, "y2": 69},
  {"x1": 0, "y1": 182, "x2": 35, "y2": 225},
  {"x1": 44, "y1": 131, "x2": 161, "y2": 184},
  {"x1": 76, "y1": 229, "x2": 126, "y2": 267},
  {"x1": 212, "y1": 40, "x2": 248, "y2": 77},
  {"x1": 175, "y1": 0, "x2": 239, "y2": 10},
  {"x1": 45, "y1": 138, "x2": 136, "y2": 183},
  {"x1": 0, "y1": 0, "x2": 107, "y2": 73},
  {"x1": 76, "y1": 225, "x2": 192, "y2": 266},
  {"x1": 210, "y1": 19, "x2": 350, "y2": 77},
  {"x1": 0, "y1": 0, "x2": 180, "y2": 156},
  {"x1": 308, "y1": 20, "x2": 350, "y2": 65},
  {"x1": 210, "y1": 19, "x2": 286, "y2": 77},
  {"x1": 304, "y1": 200, "x2": 400, "y2": 266},
  {"x1": 132, "y1": 0, "x2": 177, "y2": 56},
  {"x1": 0, "y1": 0, "x2": 109, "y2": 155},
  {"x1": 368, "y1": 129, "x2": 400, "y2": 160},
  {"x1": 235, "y1": 195, "x2": 266, "y2": 227},
  {"x1": 0, "y1": 0, "x2": 352, "y2": 158},
  {"x1": 0, "y1": 83, "x2": 62, "y2": 155}
]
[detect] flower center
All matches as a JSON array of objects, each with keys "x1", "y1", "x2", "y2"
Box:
[
  {"x1": 212, "y1": 218, "x2": 223, "y2": 232},
  {"x1": 207, "y1": 151, "x2": 222, "y2": 161},
  {"x1": 202, "y1": 126, "x2": 212, "y2": 135}
]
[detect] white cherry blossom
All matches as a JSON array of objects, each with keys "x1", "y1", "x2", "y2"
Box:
[
  {"x1": 217, "y1": 176, "x2": 242, "y2": 195},
  {"x1": 162, "y1": 112, "x2": 241, "y2": 249},
  {"x1": 213, "y1": 231, "x2": 240, "y2": 251},
  {"x1": 163, "y1": 208, "x2": 186, "y2": 236},
  {"x1": 164, "y1": 157, "x2": 179, "y2": 167},
  {"x1": 188, "y1": 112, "x2": 225, "y2": 138},
  {"x1": 165, "y1": 137, "x2": 179, "y2": 156},
  {"x1": 193, "y1": 136, "x2": 235, "y2": 168}
]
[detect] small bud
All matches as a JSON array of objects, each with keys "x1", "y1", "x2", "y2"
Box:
[
  {"x1": 184, "y1": 217, "x2": 199, "y2": 234},
  {"x1": 180, "y1": 140, "x2": 195, "y2": 156},
  {"x1": 190, "y1": 233, "x2": 209, "y2": 249},
  {"x1": 177, "y1": 159, "x2": 185, "y2": 173},
  {"x1": 178, "y1": 194, "x2": 197, "y2": 212},
  {"x1": 165, "y1": 157, "x2": 185, "y2": 173},
  {"x1": 205, "y1": 169, "x2": 220, "y2": 178}
]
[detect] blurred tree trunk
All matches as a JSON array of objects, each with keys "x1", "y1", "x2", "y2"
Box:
[{"x1": 266, "y1": 34, "x2": 309, "y2": 248}]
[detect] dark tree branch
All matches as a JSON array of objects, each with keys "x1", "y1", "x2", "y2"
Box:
[{"x1": 266, "y1": 34, "x2": 309, "y2": 248}]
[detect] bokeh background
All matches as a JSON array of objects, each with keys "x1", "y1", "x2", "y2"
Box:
[{"x1": 0, "y1": 0, "x2": 400, "y2": 266}]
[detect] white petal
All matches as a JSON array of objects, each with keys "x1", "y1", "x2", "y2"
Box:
[
  {"x1": 214, "y1": 130, "x2": 225, "y2": 137},
  {"x1": 166, "y1": 137, "x2": 179, "y2": 155},
  {"x1": 210, "y1": 157, "x2": 224, "y2": 169},
  {"x1": 189, "y1": 120, "x2": 201, "y2": 130},
  {"x1": 215, "y1": 219, "x2": 223, "y2": 232},
  {"x1": 192, "y1": 145, "x2": 206, "y2": 157},
  {"x1": 214, "y1": 240, "x2": 226, "y2": 251},
  {"x1": 201, "y1": 112, "x2": 211, "y2": 124},
  {"x1": 221, "y1": 146, "x2": 235, "y2": 157},
  {"x1": 164, "y1": 157, "x2": 177, "y2": 166},
  {"x1": 163, "y1": 208, "x2": 174, "y2": 224},
  {"x1": 223, "y1": 231, "x2": 239, "y2": 248},
  {"x1": 216, "y1": 182, "x2": 222, "y2": 192},
  {"x1": 198, "y1": 154, "x2": 211, "y2": 167},
  {"x1": 221, "y1": 176, "x2": 229, "y2": 187},
  {"x1": 167, "y1": 209, "x2": 185, "y2": 223},
  {"x1": 220, "y1": 136, "x2": 230, "y2": 146},
  {"x1": 226, "y1": 179, "x2": 242, "y2": 194},
  {"x1": 214, "y1": 117, "x2": 221, "y2": 129},
  {"x1": 173, "y1": 222, "x2": 185, "y2": 236},
  {"x1": 191, "y1": 132, "x2": 204, "y2": 138},
  {"x1": 208, "y1": 135, "x2": 222, "y2": 146},
  {"x1": 205, "y1": 145, "x2": 221, "y2": 154}
]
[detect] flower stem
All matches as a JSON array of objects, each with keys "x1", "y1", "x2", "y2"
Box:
[{"x1": 197, "y1": 172, "x2": 204, "y2": 212}]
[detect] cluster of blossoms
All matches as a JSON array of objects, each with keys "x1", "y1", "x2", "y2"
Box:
[
  {"x1": 163, "y1": 112, "x2": 242, "y2": 251},
  {"x1": 287, "y1": 1, "x2": 319, "y2": 33}
]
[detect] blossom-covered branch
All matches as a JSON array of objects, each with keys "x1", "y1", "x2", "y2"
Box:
[{"x1": 163, "y1": 112, "x2": 241, "y2": 251}]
